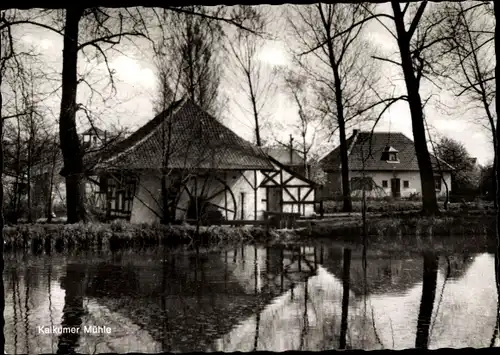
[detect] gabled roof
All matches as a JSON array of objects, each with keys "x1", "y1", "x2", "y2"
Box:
[
  {"x1": 81, "y1": 127, "x2": 106, "y2": 136},
  {"x1": 87, "y1": 98, "x2": 274, "y2": 172},
  {"x1": 263, "y1": 147, "x2": 304, "y2": 166},
  {"x1": 320, "y1": 131, "x2": 454, "y2": 172},
  {"x1": 266, "y1": 155, "x2": 318, "y2": 187}
]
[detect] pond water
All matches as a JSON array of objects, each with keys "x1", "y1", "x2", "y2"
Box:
[{"x1": 4, "y1": 243, "x2": 500, "y2": 353}]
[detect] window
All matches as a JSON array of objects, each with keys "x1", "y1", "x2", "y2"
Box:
[
  {"x1": 434, "y1": 176, "x2": 442, "y2": 191},
  {"x1": 382, "y1": 180, "x2": 388, "y2": 188},
  {"x1": 388, "y1": 153, "x2": 398, "y2": 161},
  {"x1": 98, "y1": 176, "x2": 108, "y2": 193},
  {"x1": 381, "y1": 146, "x2": 399, "y2": 162},
  {"x1": 403, "y1": 180, "x2": 409, "y2": 188}
]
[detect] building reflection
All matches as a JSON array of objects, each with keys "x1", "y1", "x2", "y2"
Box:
[{"x1": 3, "y1": 248, "x2": 497, "y2": 353}]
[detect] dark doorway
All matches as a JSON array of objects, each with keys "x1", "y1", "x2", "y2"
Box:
[
  {"x1": 187, "y1": 196, "x2": 208, "y2": 220},
  {"x1": 240, "y1": 192, "x2": 246, "y2": 220},
  {"x1": 267, "y1": 187, "x2": 282, "y2": 212},
  {"x1": 391, "y1": 178, "x2": 401, "y2": 198}
]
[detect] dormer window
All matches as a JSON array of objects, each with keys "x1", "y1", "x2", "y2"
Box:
[{"x1": 381, "y1": 145, "x2": 399, "y2": 163}]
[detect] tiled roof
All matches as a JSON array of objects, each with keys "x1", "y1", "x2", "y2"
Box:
[
  {"x1": 320, "y1": 131, "x2": 454, "y2": 172},
  {"x1": 86, "y1": 99, "x2": 274, "y2": 172},
  {"x1": 263, "y1": 147, "x2": 304, "y2": 166},
  {"x1": 81, "y1": 127, "x2": 106, "y2": 136}
]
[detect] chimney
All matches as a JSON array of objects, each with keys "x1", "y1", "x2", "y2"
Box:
[
  {"x1": 289, "y1": 134, "x2": 294, "y2": 165},
  {"x1": 353, "y1": 129, "x2": 359, "y2": 137}
]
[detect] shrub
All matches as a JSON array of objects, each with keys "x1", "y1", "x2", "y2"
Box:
[{"x1": 3, "y1": 222, "x2": 273, "y2": 253}]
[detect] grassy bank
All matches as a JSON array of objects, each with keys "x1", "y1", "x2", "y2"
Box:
[
  {"x1": 4, "y1": 213, "x2": 497, "y2": 254},
  {"x1": 3, "y1": 221, "x2": 285, "y2": 253},
  {"x1": 300, "y1": 214, "x2": 497, "y2": 253},
  {"x1": 322, "y1": 199, "x2": 495, "y2": 213}
]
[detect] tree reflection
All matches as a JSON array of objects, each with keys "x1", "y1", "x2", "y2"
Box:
[
  {"x1": 415, "y1": 252, "x2": 438, "y2": 349},
  {"x1": 24, "y1": 268, "x2": 30, "y2": 354},
  {"x1": 12, "y1": 270, "x2": 19, "y2": 355},
  {"x1": 57, "y1": 264, "x2": 86, "y2": 354},
  {"x1": 299, "y1": 280, "x2": 309, "y2": 350},
  {"x1": 339, "y1": 248, "x2": 351, "y2": 349},
  {"x1": 491, "y1": 252, "x2": 500, "y2": 347}
]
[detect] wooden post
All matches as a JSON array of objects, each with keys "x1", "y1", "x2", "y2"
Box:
[
  {"x1": 280, "y1": 248, "x2": 284, "y2": 292},
  {"x1": 224, "y1": 171, "x2": 228, "y2": 221},
  {"x1": 254, "y1": 170, "x2": 258, "y2": 220}
]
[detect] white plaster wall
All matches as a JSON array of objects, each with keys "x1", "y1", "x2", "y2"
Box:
[
  {"x1": 130, "y1": 173, "x2": 162, "y2": 224},
  {"x1": 219, "y1": 170, "x2": 266, "y2": 220},
  {"x1": 332, "y1": 170, "x2": 452, "y2": 199},
  {"x1": 130, "y1": 170, "x2": 266, "y2": 224}
]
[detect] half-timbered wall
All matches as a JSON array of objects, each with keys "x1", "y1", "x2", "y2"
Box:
[
  {"x1": 260, "y1": 162, "x2": 316, "y2": 217},
  {"x1": 129, "y1": 173, "x2": 160, "y2": 224}
]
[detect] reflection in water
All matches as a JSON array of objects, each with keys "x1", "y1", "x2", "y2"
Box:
[
  {"x1": 415, "y1": 253, "x2": 438, "y2": 349},
  {"x1": 492, "y1": 252, "x2": 500, "y2": 347},
  {"x1": 4, "y1": 245, "x2": 500, "y2": 353},
  {"x1": 339, "y1": 248, "x2": 351, "y2": 350},
  {"x1": 57, "y1": 264, "x2": 86, "y2": 354}
]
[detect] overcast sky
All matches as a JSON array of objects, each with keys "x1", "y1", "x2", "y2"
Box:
[{"x1": 6, "y1": 3, "x2": 495, "y2": 165}]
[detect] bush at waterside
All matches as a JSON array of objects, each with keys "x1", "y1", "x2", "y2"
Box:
[{"x1": 3, "y1": 220, "x2": 275, "y2": 253}]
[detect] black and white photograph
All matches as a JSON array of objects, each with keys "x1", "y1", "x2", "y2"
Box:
[{"x1": 1, "y1": 0, "x2": 500, "y2": 353}]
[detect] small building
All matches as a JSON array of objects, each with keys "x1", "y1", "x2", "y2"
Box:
[
  {"x1": 261, "y1": 156, "x2": 317, "y2": 216},
  {"x1": 86, "y1": 98, "x2": 277, "y2": 223},
  {"x1": 31, "y1": 99, "x2": 318, "y2": 223},
  {"x1": 263, "y1": 147, "x2": 309, "y2": 177},
  {"x1": 319, "y1": 130, "x2": 454, "y2": 199}
]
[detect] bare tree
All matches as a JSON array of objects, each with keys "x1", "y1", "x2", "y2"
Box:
[
  {"x1": 441, "y1": 2, "x2": 495, "y2": 206},
  {"x1": 383, "y1": 1, "x2": 452, "y2": 215},
  {"x1": 288, "y1": 3, "x2": 381, "y2": 213},
  {"x1": 158, "y1": 6, "x2": 225, "y2": 117},
  {"x1": 151, "y1": 10, "x2": 185, "y2": 224},
  {"x1": 303, "y1": 1, "x2": 454, "y2": 215},
  {"x1": 225, "y1": 5, "x2": 275, "y2": 147},
  {"x1": 281, "y1": 70, "x2": 324, "y2": 179}
]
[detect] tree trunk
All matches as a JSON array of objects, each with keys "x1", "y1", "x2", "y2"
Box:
[
  {"x1": 495, "y1": 2, "x2": 500, "y2": 259},
  {"x1": 319, "y1": 5, "x2": 352, "y2": 213},
  {"x1": 302, "y1": 134, "x2": 308, "y2": 179},
  {"x1": 0, "y1": 74, "x2": 5, "y2": 353},
  {"x1": 47, "y1": 144, "x2": 57, "y2": 222},
  {"x1": 391, "y1": 2, "x2": 439, "y2": 216},
  {"x1": 247, "y1": 72, "x2": 261, "y2": 147},
  {"x1": 59, "y1": 7, "x2": 86, "y2": 223},
  {"x1": 14, "y1": 116, "x2": 21, "y2": 223},
  {"x1": 493, "y1": 155, "x2": 498, "y2": 209},
  {"x1": 415, "y1": 252, "x2": 438, "y2": 349},
  {"x1": 27, "y1": 131, "x2": 32, "y2": 223},
  {"x1": 339, "y1": 248, "x2": 351, "y2": 349},
  {"x1": 330, "y1": 59, "x2": 352, "y2": 213}
]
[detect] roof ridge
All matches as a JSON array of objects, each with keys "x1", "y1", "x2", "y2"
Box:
[{"x1": 103, "y1": 98, "x2": 186, "y2": 165}]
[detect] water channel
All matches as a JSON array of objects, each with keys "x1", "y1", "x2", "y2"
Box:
[{"x1": 4, "y1": 242, "x2": 500, "y2": 353}]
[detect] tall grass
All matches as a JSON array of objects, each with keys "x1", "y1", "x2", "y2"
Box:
[
  {"x1": 3, "y1": 221, "x2": 276, "y2": 253},
  {"x1": 303, "y1": 215, "x2": 496, "y2": 253}
]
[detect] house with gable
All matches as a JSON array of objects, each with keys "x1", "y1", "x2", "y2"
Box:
[
  {"x1": 31, "y1": 98, "x2": 318, "y2": 223},
  {"x1": 319, "y1": 130, "x2": 454, "y2": 199},
  {"x1": 85, "y1": 98, "x2": 318, "y2": 223}
]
